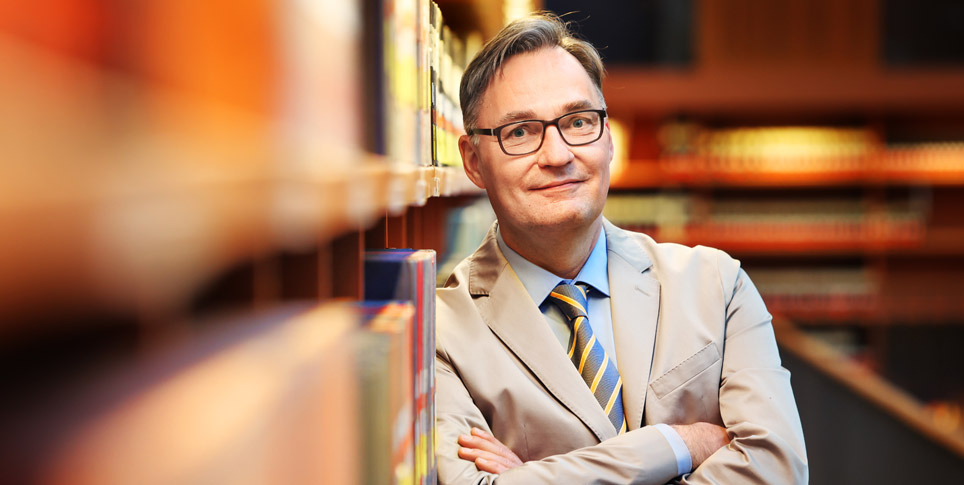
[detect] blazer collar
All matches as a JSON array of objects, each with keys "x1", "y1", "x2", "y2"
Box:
[
  {"x1": 467, "y1": 221, "x2": 619, "y2": 441},
  {"x1": 467, "y1": 222, "x2": 503, "y2": 297},
  {"x1": 468, "y1": 220, "x2": 648, "y2": 295},
  {"x1": 603, "y1": 219, "x2": 661, "y2": 430},
  {"x1": 466, "y1": 219, "x2": 662, "y2": 438},
  {"x1": 602, "y1": 219, "x2": 653, "y2": 274}
]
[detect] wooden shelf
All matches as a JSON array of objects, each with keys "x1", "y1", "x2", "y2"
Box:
[
  {"x1": 618, "y1": 230, "x2": 964, "y2": 260},
  {"x1": 434, "y1": 165, "x2": 482, "y2": 197},
  {"x1": 767, "y1": 298, "x2": 964, "y2": 326},
  {"x1": 604, "y1": 67, "x2": 964, "y2": 118},
  {"x1": 774, "y1": 318, "x2": 964, "y2": 460},
  {"x1": 0, "y1": 156, "x2": 443, "y2": 320},
  {"x1": 611, "y1": 153, "x2": 964, "y2": 189},
  {"x1": 620, "y1": 222, "x2": 925, "y2": 255}
]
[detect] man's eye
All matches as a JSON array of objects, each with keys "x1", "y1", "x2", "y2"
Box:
[
  {"x1": 571, "y1": 118, "x2": 585, "y2": 128},
  {"x1": 510, "y1": 127, "x2": 527, "y2": 138}
]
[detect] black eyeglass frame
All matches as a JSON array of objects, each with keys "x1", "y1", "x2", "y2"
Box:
[{"x1": 466, "y1": 108, "x2": 608, "y2": 156}]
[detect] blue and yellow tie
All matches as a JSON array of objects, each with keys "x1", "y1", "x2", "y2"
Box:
[{"x1": 548, "y1": 282, "x2": 628, "y2": 434}]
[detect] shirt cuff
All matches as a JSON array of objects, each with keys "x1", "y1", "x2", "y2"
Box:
[{"x1": 653, "y1": 423, "x2": 693, "y2": 476}]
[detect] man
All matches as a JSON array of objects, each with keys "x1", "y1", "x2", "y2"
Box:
[{"x1": 436, "y1": 13, "x2": 807, "y2": 484}]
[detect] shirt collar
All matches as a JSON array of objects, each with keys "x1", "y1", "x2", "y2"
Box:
[{"x1": 496, "y1": 225, "x2": 610, "y2": 306}]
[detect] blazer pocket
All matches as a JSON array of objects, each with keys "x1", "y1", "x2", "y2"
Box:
[{"x1": 649, "y1": 342, "x2": 721, "y2": 399}]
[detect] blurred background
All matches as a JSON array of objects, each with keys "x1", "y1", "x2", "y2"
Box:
[{"x1": 1, "y1": 0, "x2": 963, "y2": 483}]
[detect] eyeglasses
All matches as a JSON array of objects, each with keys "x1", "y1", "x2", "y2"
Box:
[{"x1": 466, "y1": 109, "x2": 607, "y2": 156}]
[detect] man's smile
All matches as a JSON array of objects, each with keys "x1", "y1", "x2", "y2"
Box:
[{"x1": 531, "y1": 178, "x2": 586, "y2": 191}]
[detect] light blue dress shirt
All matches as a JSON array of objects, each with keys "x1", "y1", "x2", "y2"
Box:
[{"x1": 496, "y1": 226, "x2": 692, "y2": 476}]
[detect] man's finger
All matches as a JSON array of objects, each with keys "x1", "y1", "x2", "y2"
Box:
[
  {"x1": 467, "y1": 427, "x2": 522, "y2": 464},
  {"x1": 476, "y1": 457, "x2": 508, "y2": 474},
  {"x1": 458, "y1": 446, "x2": 514, "y2": 472},
  {"x1": 457, "y1": 427, "x2": 524, "y2": 474},
  {"x1": 459, "y1": 430, "x2": 511, "y2": 457}
]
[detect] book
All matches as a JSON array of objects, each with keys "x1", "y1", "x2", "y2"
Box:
[
  {"x1": 356, "y1": 301, "x2": 417, "y2": 485},
  {"x1": 429, "y1": 5, "x2": 466, "y2": 167},
  {"x1": 365, "y1": 249, "x2": 437, "y2": 485}
]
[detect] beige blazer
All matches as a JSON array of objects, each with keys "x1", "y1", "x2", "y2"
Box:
[{"x1": 436, "y1": 220, "x2": 808, "y2": 484}]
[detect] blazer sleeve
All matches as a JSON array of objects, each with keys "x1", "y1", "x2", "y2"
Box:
[
  {"x1": 676, "y1": 252, "x2": 808, "y2": 484},
  {"x1": 437, "y1": 346, "x2": 681, "y2": 485}
]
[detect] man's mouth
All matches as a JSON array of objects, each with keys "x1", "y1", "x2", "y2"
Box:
[{"x1": 532, "y1": 178, "x2": 584, "y2": 190}]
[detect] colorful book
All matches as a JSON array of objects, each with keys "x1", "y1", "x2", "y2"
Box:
[
  {"x1": 357, "y1": 301, "x2": 417, "y2": 485},
  {"x1": 365, "y1": 249, "x2": 437, "y2": 485}
]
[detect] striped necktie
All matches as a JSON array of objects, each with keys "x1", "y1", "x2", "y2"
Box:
[{"x1": 547, "y1": 282, "x2": 627, "y2": 434}]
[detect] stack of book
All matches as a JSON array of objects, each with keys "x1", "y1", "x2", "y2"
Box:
[
  {"x1": 366, "y1": 249, "x2": 438, "y2": 485},
  {"x1": 621, "y1": 123, "x2": 964, "y2": 185},
  {"x1": 750, "y1": 266, "x2": 881, "y2": 320},
  {"x1": 693, "y1": 126, "x2": 876, "y2": 174},
  {"x1": 604, "y1": 192, "x2": 927, "y2": 251},
  {"x1": 371, "y1": 0, "x2": 469, "y2": 169},
  {"x1": 430, "y1": 1, "x2": 471, "y2": 167}
]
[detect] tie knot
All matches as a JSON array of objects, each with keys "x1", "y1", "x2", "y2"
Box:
[{"x1": 547, "y1": 282, "x2": 589, "y2": 321}]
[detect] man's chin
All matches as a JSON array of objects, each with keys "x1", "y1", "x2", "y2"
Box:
[{"x1": 526, "y1": 208, "x2": 602, "y2": 232}]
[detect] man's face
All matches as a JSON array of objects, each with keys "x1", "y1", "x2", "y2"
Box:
[{"x1": 461, "y1": 46, "x2": 613, "y2": 239}]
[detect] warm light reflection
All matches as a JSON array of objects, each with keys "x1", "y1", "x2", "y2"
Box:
[
  {"x1": 928, "y1": 401, "x2": 963, "y2": 437},
  {"x1": 608, "y1": 117, "x2": 629, "y2": 182},
  {"x1": 503, "y1": 0, "x2": 537, "y2": 25},
  {"x1": 699, "y1": 126, "x2": 876, "y2": 164}
]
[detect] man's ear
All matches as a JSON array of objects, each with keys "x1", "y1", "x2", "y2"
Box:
[
  {"x1": 605, "y1": 120, "x2": 614, "y2": 163},
  {"x1": 459, "y1": 135, "x2": 487, "y2": 190}
]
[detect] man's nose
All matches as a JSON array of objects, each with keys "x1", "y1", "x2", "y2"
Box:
[{"x1": 537, "y1": 124, "x2": 573, "y2": 166}]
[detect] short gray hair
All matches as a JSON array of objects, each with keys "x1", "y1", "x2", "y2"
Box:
[{"x1": 459, "y1": 12, "x2": 606, "y2": 133}]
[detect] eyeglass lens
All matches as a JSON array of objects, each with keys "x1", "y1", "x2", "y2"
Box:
[{"x1": 498, "y1": 110, "x2": 603, "y2": 155}]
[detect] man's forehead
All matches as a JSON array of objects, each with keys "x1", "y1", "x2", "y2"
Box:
[{"x1": 477, "y1": 47, "x2": 598, "y2": 122}]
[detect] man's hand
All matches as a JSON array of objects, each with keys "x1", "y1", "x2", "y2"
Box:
[
  {"x1": 457, "y1": 427, "x2": 523, "y2": 474},
  {"x1": 670, "y1": 422, "x2": 732, "y2": 469}
]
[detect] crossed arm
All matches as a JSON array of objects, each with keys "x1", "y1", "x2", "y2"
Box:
[
  {"x1": 436, "y1": 329, "x2": 805, "y2": 478},
  {"x1": 434, "y1": 346, "x2": 731, "y2": 484},
  {"x1": 457, "y1": 424, "x2": 730, "y2": 476}
]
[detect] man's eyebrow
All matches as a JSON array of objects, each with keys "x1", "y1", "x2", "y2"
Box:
[
  {"x1": 496, "y1": 110, "x2": 538, "y2": 126},
  {"x1": 495, "y1": 100, "x2": 598, "y2": 126},
  {"x1": 562, "y1": 99, "x2": 595, "y2": 113}
]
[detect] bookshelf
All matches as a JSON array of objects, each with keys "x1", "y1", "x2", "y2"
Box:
[
  {"x1": 1, "y1": 1, "x2": 490, "y2": 483},
  {"x1": 602, "y1": 120, "x2": 964, "y2": 330},
  {"x1": 560, "y1": 0, "x2": 964, "y2": 459},
  {"x1": 0, "y1": 33, "x2": 479, "y2": 319},
  {"x1": 604, "y1": 68, "x2": 964, "y2": 118},
  {"x1": 610, "y1": 148, "x2": 964, "y2": 189}
]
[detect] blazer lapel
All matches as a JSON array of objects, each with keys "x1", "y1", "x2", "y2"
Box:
[
  {"x1": 604, "y1": 220, "x2": 660, "y2": 431},
  {"x1": 468, "y1": 224, "x2": 618, "y2": 443}
]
